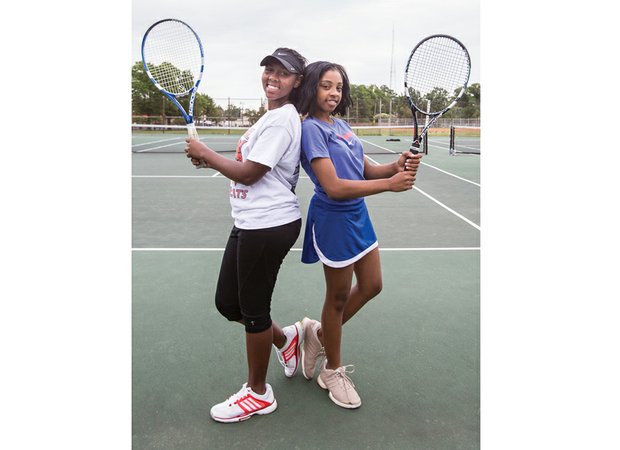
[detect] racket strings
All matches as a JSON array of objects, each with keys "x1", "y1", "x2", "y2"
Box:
[
  {"x1": 406, "y1": 36, "x2": 470, "y2": 113},
  {"x1": 143, "y1": 20, "x2": 203, "y2": 95}
]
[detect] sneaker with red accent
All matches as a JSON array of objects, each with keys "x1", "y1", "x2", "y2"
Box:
[
  {"x1": 301, "y1": 318, "x2": 323, "y2": 380},
  {"x1": 317, "y1": 360, "x2": 362, "y2": 409},
  {"x1": 210, "y1": 383, "x2": 278, "y2": 423},
  {"x1": 273, "y1": 321, "x2": 304, "y2": 377}
]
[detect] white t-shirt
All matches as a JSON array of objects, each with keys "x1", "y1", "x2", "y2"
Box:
[{"x1": 229, "y1": 103, "x2": 302, "y2": 229}]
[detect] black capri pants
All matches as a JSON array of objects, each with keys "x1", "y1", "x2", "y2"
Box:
[{"x1": 214, "y1": 218, "x2": 301, "y2": 333}]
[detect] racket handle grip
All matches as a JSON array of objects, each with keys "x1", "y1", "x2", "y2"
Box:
[
  {"x1": 187, "y1": 122, "x2": 200, "y2": 141},
  {"x1": 187, "y1": 123, "x2": 208, "y2": 169},
  {"x1": 409, "y1": 141, "x2": 421, "y2": 155}
]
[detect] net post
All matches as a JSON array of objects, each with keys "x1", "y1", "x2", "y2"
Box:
[
  {"x1": 449, "y1": 125, "x2": 455, "y2": 155},
  {"x1": 227, "y1": 97, "x2": 231, "y2": 134}
]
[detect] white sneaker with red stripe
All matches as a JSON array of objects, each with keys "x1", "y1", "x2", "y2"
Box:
[
  {"x1": 210, "y1": 383, "x2": 277, "y2": 423},
  {"x1": 273, "y1": 321, "x2": 304, "y2": 377}
]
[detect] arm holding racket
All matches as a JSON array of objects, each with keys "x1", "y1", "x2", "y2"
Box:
[
  {"x1": 398, "y1": 150, "x2": 422, "y2": 174},
  {"x1": 311, "y1": 158, "x2": 415, "y2": 200},
  {"x1": 363, "y1": 151, "x2": 422, "y2": 179},
  {"x1": 186, "y1": 139, "x2": 270, "y2": 185}
]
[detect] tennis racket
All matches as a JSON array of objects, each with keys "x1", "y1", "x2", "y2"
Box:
[
  {"x1": 404, "y1": 35, "x2": 471, "y2": 154},
  {"x1": 141, "y1": 18, "x2": 206, "y2": 167}
]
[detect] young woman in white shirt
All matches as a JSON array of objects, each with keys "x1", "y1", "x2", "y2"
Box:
[{"x1": 185, "y1": 48, "x2": 307, "y2": 423}]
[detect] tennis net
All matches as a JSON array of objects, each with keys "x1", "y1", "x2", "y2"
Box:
[{"x1": 449, "y1": 126, "x2": 480, "y2": 155}]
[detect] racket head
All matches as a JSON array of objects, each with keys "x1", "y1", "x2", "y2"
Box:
[
  {"x1": 404, "y1": 35, "x2": 470, "y2": 115},
  {"x1": 141, "y1": 18, "x2": 204, "y2": 97}
]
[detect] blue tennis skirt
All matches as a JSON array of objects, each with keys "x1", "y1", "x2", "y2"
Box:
[{"x1": 301, "y1": 195, "x2": 378, "y2": 268}]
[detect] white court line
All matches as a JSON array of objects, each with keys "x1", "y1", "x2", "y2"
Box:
[
  {"x1": 359, "y1": 138, "x2": 398, "y2": 154},
  {"x1": 422, "y1": 162, "x2": 480, "y2": 187},
  {"x1": 361, "y1": 139, "x2": 479, "y2": 186},
  {"x1": 428, "y1": 142, "x2": 450, "y2": 150},
  {"x1": 361, "y1": 137, "x2": 451, "y2": 151},
  {"x1": 133, "y1": 175, "x2": 210, "y2": 179},
  {"x1": 413, "y1": 186, "x2": 480, "y2": 230},
  {"x1": 134, "y1": 142, "x2": 184, "y2": 152},
  {"x1": 364, "y1": 153, "x2": 480, "y2": 231},
  {"x1": 133, "y1": 151, "x2": 479, "y2": 229},
  {"x1": 132, "y1": 137, "x2": 183, "y2": 147},
  {"x1": 458, "y1": 144, "x2": 481, "y2": 152},
  {"x1": 131, "y1": 174, "x2": 312, "y2": 179},
  {"x1": 132, "y1": 247, "x2": 480, "y2": 252}
]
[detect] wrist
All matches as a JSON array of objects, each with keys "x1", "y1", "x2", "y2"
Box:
[
  {"x1": 392, "y1": 160, "x2": 401, "y2": 174},
  {"x1": 199, "y1": 145, "x2": 213, "y2": 163}
]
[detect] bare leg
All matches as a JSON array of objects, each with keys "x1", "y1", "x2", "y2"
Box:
[
  {"x1": 271, "y1": 321, "x2": 287, "y2": 349},
  {"x1": 321, "y1": 264, "x2": 354, "y2": 370},
  {"x1": 316, "y1": 248, "x2": 382, "y2": 330},
  {"x1": 342, "y1": 248, "x2": 382, "y2": 324},
  {"x1": 245, "y1": 326, "x2": 273, "y2": 395},
  {"x1": 233, "y1": 320, "x2": 286, "y2": 394}
]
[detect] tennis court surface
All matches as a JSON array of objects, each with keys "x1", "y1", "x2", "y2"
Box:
[{"x1": 132, "y1": 127, "x2": 480, "y2": 449}]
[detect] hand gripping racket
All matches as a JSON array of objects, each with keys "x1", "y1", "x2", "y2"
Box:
[
  {"x1": 141, "y1": 18, "x2": 207, "y2": 167},
  {"x1": 404, "y1": 35, "x2": 471, "y2": 154}
]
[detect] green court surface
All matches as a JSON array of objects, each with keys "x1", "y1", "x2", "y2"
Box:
[{"x1": 132, "y1": 130, "x2": 480, "y2": 449}]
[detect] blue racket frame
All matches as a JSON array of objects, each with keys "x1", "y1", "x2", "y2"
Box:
[{"x1": 141, "y1": 18, "x2": 205, "y2": 130}]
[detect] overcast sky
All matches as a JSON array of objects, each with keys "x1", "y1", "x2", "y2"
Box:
[{"x1": 132, "y1": 0, "x2": 480, "y2": 109}]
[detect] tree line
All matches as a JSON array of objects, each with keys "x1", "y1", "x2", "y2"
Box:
[{"x1": 132, "y1": 61, "x2": 480, "y2": 126}]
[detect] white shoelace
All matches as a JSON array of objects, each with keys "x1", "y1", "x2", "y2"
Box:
[
  {"x1": 226, "y1": 385, "x2": 249, "y2": 405},
  {"x1": 334, "y1": 365, "x2": 356, "y2": 390}
]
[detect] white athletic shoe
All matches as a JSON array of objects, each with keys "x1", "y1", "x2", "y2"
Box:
[
  {"x1": 273, "y1": 321, "x2": 304, "y2": 377},
  {"x1": 210, "y1": 383, "x2": 277, "y2": 423}
]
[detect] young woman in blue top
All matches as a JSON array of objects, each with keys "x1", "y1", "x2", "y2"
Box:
[{"x1": 297, "y1": 61, "x2": 422, "y2": 408}]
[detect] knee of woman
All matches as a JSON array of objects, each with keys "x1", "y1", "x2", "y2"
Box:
[
  {"x1": 365, "y1": 279, "x2": 383, "y2": 300},
  {"x1": 374, "y1": 279, "x2": 383, "y2": 297},
  {"x1": 215, "y1": 297, "x2": 241, "y2": 322},
  {"x1": 327, "y1": 290, "x2": 349, "y2": 311}
]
